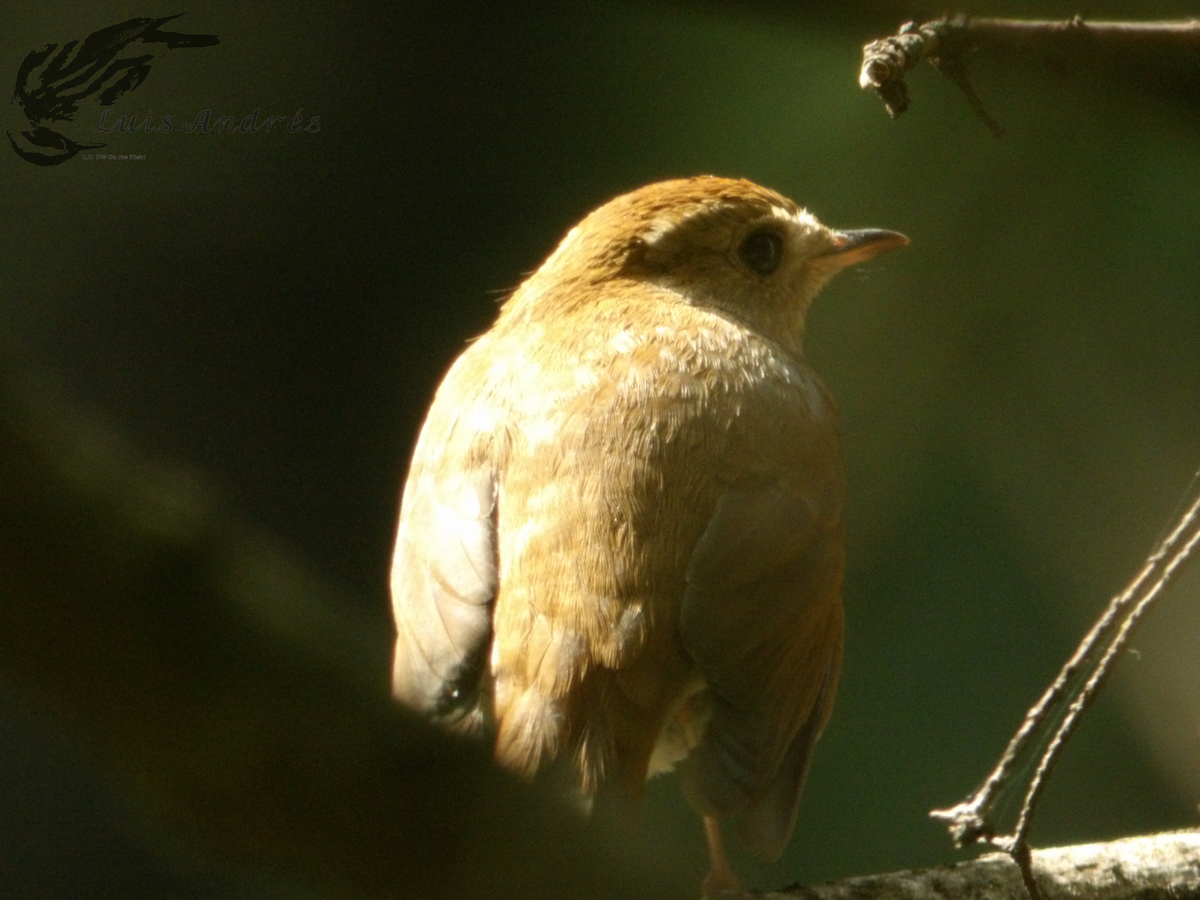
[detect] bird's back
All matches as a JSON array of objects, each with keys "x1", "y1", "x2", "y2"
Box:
[{"x1": 392, "y1": 284, "x2": 846, "y2": 851}]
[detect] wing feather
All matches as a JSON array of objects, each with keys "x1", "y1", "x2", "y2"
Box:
[
  {"x1": 680, "y1": 476, "x2": 844, "y2": 860},
  {"x1": 390, "y1": 354, "x2": 500, "y2": 729}
]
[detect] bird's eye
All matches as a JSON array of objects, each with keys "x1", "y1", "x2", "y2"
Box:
[{"x1": 738, "y1": 228, "x2": 784, "y2": 276}]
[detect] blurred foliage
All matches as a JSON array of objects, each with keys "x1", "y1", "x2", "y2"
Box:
[{"x1": 1, "y1": 1, "x2": 1198, "y2": 896}]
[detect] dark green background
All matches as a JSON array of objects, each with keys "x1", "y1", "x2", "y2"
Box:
[{"x1": 2, "y1": 1, "x2": 1198, "y2": 896}]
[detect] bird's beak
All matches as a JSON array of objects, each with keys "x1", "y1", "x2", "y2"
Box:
[{"x1": 822, "y1": 229, "x2": 909, "y2": 269}]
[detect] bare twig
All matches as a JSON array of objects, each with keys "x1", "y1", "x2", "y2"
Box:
[
  {"x1": 860, "y1": 17, "x2": 1200, "y2": 134},
  {"x1": 859, "y1": 19, "x2": 969, "y2": 121},
  {"x1": 1010, "y1": 841, "x2": 1048, "y2": 900},
  {"x1": 1009, "y1": 487, "x2": 1200, "y2": 844},
  {"x1": 930, "y1": 478, "x2": 1200, "y2": 881}
]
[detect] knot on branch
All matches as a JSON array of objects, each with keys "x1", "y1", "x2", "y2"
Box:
[
  {"x1": 859, "y1": 19, "x2": 956, "y2": 117},
  {"x1": 860, "y1": 17, "x2": 1004, "y2": 137},
  {"x1": 929, "y1": 801, "x2": 993, "y2": 848}
]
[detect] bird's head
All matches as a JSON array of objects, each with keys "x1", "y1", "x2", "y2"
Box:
[{"x1": 505, "y1": 176, "x2": 908, "y2": 352}]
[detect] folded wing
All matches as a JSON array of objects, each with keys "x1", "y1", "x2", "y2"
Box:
[{"x1": 680, "y1": 477, "x2": 844, "y2": 860}]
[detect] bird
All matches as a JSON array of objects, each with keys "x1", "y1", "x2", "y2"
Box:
[{"x1": 389, "y1": 175, "x2": 907, "y2": 894}]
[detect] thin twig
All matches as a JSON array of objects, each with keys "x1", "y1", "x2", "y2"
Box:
[
  {"x1": 1009, "y1": 492, "x2": 1200, "y2": 849},
  {"x1": 930, "y1": 481, "x2": 1200, "y2": 853},
  {"x1": 1010, "y1": 841, "x2": 1046, "y2": 900}
]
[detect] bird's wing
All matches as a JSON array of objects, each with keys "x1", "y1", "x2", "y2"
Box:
[
  {"x1": 390, "y1": 350, "x2": 500, "y2": 731},
  {"x1": 679, "y1": 474, "x2": 844, "y2": 861}
]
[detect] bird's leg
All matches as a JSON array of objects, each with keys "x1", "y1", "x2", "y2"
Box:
[
  {"x1": 680, "y1": 706, "x2": 742, "y2": 897},
  {"x1": 700, "y1": 814, "x2": 741, "y2": 897}
]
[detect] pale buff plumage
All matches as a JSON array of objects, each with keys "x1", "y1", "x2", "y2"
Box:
[{"x1": 389, "y1": 176, "x2": 906, "y2": 891}]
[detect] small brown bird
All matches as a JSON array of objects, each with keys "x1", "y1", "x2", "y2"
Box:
[{"x1": 390, "y1": 176, "x2": 906, "y2": 893}]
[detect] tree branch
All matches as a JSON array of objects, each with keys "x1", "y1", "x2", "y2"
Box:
[
  {"x1": 765, "y1": 831, "x2": 1200, "y2": 900},
  {"x1": 860, "y1": 17, "x2": 1200, "y2": 134}
]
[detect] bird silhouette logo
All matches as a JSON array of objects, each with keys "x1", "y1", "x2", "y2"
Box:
[{"x1": 7, "y1": 14, "x2": 218, "y2": 166}]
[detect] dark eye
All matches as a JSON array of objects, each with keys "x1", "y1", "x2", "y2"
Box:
[{"x1": 737, "y1": 228, "x2": 784, "y2": 276}]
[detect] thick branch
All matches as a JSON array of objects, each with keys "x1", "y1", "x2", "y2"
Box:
[{"x1": 766, "y1": 831, "x2": 1200, "y2": 900}]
